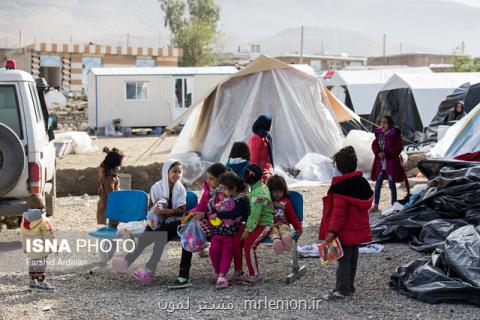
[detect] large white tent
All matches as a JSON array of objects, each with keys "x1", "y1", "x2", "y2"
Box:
[
  {"x1": 328, "y1": 67, "x2": 432, "y2": 116},
  {"x1": 170, "y1": 55, "x2": 351, "y2": 168},
  {"x1": 371, "y1": 72, "x2": 480, "y2": 141}
]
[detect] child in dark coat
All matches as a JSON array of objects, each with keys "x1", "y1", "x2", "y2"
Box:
[{"x1": 319, "y1": 146, "x2": 373, "y2": 300}]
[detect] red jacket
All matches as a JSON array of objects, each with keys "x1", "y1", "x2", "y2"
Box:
[
  {"x1": 249, "y1": 133, "x2": 272, "y2": 181},
  {"x1": 319, "y1": 171, "x2": 373, "y2": 246},
  {"x1": 272, "y1": 197, "x2": 302, "y2": 233}
]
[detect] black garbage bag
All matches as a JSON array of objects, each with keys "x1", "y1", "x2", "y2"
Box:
[
  {"x1": 390, "y1": 225, "x2": 480, "y2": 305},
  {"x1": 409, "y1": 219, "x2": 468, "y2": 252}
]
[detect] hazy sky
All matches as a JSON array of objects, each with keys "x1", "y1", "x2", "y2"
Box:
[{"x1": 448, "y1": 0, "x2": 480, "y2": 7}]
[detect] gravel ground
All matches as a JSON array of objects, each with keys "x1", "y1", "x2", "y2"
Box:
[{"x1": 1, "y1": 185, "x2": 477, "y2": 320}]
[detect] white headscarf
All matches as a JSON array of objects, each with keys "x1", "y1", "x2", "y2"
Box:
[{"x1": 150, "y1": 159, "x2": 186, "y2": 209}]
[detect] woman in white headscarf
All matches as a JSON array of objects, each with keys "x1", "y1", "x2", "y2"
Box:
[{"x1": 112, "y1": 159, "x2": 186, "y2": 284}]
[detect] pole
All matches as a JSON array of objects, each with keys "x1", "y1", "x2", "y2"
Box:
[
  {"x1": 70, "y1": 35, "x2": 73, "y2": 45},
  {"x1": 127, "y1": 33, "x2": 130, "y2": 48},
  {"x1": 5, "y1": 36, "x2": 7, "y2": 49},
  {"x1": 19, "y1": 30, "x2": 22, "y2": 48},
  {"x1": 399, "y1": 42, "x2": 402, "y2": 54},
  {"x1": 300, "y1": 26, "x2": 304, "y2": 64},
  {"x1": 382, "y1": 34, "x2": 386, "y2": 57}
]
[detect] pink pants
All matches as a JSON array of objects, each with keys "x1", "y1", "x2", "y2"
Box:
[
  {"x1": 243, "y1": 226, "x2": 271, "y2": 276},
  {"x1": 209, "y1": 235, "x2": 234, "y2": 275}
]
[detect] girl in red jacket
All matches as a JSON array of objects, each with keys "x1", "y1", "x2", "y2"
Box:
[
  {"x1": 248, "y1": 115, "x2": 273, "y2": 183},
  {"x1": 319, "y1": 146, "x2": 373, "y2": 301},
  {"x1": 266, "y1": 175, "x2": 302, "y2": 255}
]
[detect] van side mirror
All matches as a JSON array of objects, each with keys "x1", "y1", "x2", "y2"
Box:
[{"x1": 35, "y1": 78, "x2": 49, "y2": 90}]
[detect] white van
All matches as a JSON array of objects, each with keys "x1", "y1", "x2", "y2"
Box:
[{"x1": 0, "y1": 65, "x2": 57, "y2": 225}]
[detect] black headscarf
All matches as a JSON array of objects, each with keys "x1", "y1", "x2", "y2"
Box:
[{"x1": 252, "y1": 115, "x2": 273, "y2": 167}]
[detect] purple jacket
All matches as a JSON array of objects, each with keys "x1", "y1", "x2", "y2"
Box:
[{"x1": 370, "y1": 127, "x2": 407, "y2": 182}]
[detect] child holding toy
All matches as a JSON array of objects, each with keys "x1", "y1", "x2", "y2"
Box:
[
  {"x1": 319, "y1": 146, "x2": 373, "y2": 300},
  {"x1": 208, "y1": 172, "x2": 249, "y2": 289},
  {"x1": 168, "y1": 163, "x2": 227, "y2": 289},
  {"x1": 266, "y1": 175, "x2": 302, "y2": 255}
]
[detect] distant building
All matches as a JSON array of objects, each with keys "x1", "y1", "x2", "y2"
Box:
[
  {"x1": 275, "y1": 54, "x2": 366, "y2": 74},
  {"x1": 367, "y1": 53, "x2": 456, "y2": 69},
  {"x1": 0, "y1": 42, "x2": 182, "y2": 94}
]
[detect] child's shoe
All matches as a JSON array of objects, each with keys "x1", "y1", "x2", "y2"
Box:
[
  {"x1": 167, "y1": 277, "x2": 192, "y2": 290},
  {"x1": 244, "y1": 275, "x2": 260, "y2": 286},
  {"x1": 132, "y1": 267, "x2": 154, "y2": 284},
  {"x1": 36, "y1": 281, "x2": 55, "y2": 291},
  {"x1": 216, "y1": 275, "x2": 228, "y2": 289},
  {"x1": 229, "y1": 270, "x2": 244, "y2": 285},
  {"x1": 112, "y1": 257, "x2": 129, "y2": 275},
  {"x1": 28, "y1": 279, "x2": 37, "y2": 291},
  {"x1": 212, "y1": 272, "x2": 219, "y2": 284},
  {"x1": 368, "y1": 205, "x2": 380, "y2": 213},
  {"x1": 273, "y1": 239, "x2": 283, "y2": 255},
  {"x1": 281, "y1": 235, "x2": 293, "y2": 252}
]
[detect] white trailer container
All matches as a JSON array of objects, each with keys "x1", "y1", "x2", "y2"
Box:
[{"x1": 87, "y1": 66, "x2": 237, "y2": 129}]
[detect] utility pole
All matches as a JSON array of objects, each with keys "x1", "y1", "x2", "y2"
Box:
[
  {"x1": 300, "y1": 25, "x2": 304, "y2": 64},
  {"x1": 70, "y1": 35, "x2": 73, "y2": 45},
  {"x1": 127, "y1": 33, "x2": 130, "y2": 48},
  {"x1": 382, "y1": 34, "x2": 386, "y2": 57},
  {"x1": 321, "y1": 42, "x2": 324, "y2": 55},
  {"x1": 461, "y1": 40, "x2": 465, "y2": 55},
  {"x1": 4, "y1": 36, "x2": 7, "y2": 49},
  {"x1": 400, "y1": 42, "x2": 402, "y2": 54},
  {"x1": 19, "y1": 30, "x2": 22, "y2": 48}
]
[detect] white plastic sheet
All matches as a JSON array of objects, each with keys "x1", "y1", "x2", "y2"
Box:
[
  {"x1": 295, "y1": 153, "x2": 338, "y2": 183},
  {"x1": 172, "y1": 152, "x2": 211, "y2": 185},
  {"x1": 55, "y1": 132, "x2": 98, "y2": 154},
  {"x1": 343, "y1": 130, "x2": 375, "y2": 173},
  {"x1": 429, "y1": 103, "x2": 480, "y2": 158}
]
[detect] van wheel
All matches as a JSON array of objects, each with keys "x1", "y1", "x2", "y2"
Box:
[
  {"x1": 0, "y1": 124, "x2": 25, "y2": 196},
  {"x1": 46, "y1": 173, "x2": 56, "y2": 217}
]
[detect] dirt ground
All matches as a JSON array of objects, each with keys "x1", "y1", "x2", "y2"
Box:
[
  {"x1": 0, "y1": 185, "x2": 477, "y2": 320},
  {"x1": 57, "y1": 135, "x2": 178, "y2": 170}
]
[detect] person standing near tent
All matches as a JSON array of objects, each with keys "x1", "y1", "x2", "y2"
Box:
[
  {"x1": 370, "y1": 116, "x2": 408, "y2": 212},
  {"x1": 444, "y1": 101, "x2": 466, "y2": 125},
  {"x1": 249, "y1": 115, "x2": 274, "y2": 183}
]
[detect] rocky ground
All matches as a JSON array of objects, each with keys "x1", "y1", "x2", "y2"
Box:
[{"x1": 0, "y1": 186, "x2": 477, "y2": 320}]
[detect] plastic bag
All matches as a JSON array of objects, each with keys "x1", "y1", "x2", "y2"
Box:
[
  {"x1": 295, "y1": 153, "x2": 338, "y2": 183},
  {"x1": 177, "y1": 219, "x2": 209, "y2": 252},
  {"x1": 146, "y1": 199, "x2": 168, "y2": 230},
  {"x1": 116, "y1": 220, "x2": 147, "y2": 236},
  {"x1": 343, "y1": 130, "x2": 375, "y2": 173}
]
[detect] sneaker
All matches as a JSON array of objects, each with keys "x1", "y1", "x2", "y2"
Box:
[
  {"x1": 273, "y1": 239, "x2": 283, "y2": 255},
  {"x1": 131, "y1": 267, "x2": 154, "y2": 284},
  {"x1": 244, "y1": 275, "x2": 261, "y2": 286},
  {"x1": 28, "y1": 280, "x2": 37, "y2": 291},
  {"x1": 112, "y1": 257, "x2": 129, "y2": 275},
  {"x1": 216, "y1": 275, "x2": 228, "y2": 289},
  {"x1": 167, "y1": 277, "x2": 192, "y2": 290},
  {"x1": 36, "y1": 281, "x2": 55, "y2": 291},
  {"x1": 229, "y1": 270, "x2": 245, "y2": 285}
]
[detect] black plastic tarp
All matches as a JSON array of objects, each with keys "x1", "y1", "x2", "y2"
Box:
[
  {"x1": 390, "y1": 225, "x2": 480, "y2": 305},
  {"x1": 370, "y1": 88, "x2": 423, "y2": 142},
  {"x1": 372, "y1": 166, "x2": 480, "y2": 249},
  {"x1": 371, "y1": 164, "x2": 480, "y2": 305}
]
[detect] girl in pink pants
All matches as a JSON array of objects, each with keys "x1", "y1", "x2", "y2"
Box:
[{"x1": 208, "y1": 172, "x2": 249, "y2": 289}]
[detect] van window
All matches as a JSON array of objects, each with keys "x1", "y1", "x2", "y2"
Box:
[
  {"x1": 29, "y1": 84, "x2": 45, "y2": 127},
  {"x1": 0, "y1": 85, "x2": 23, "y2": 139}
]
